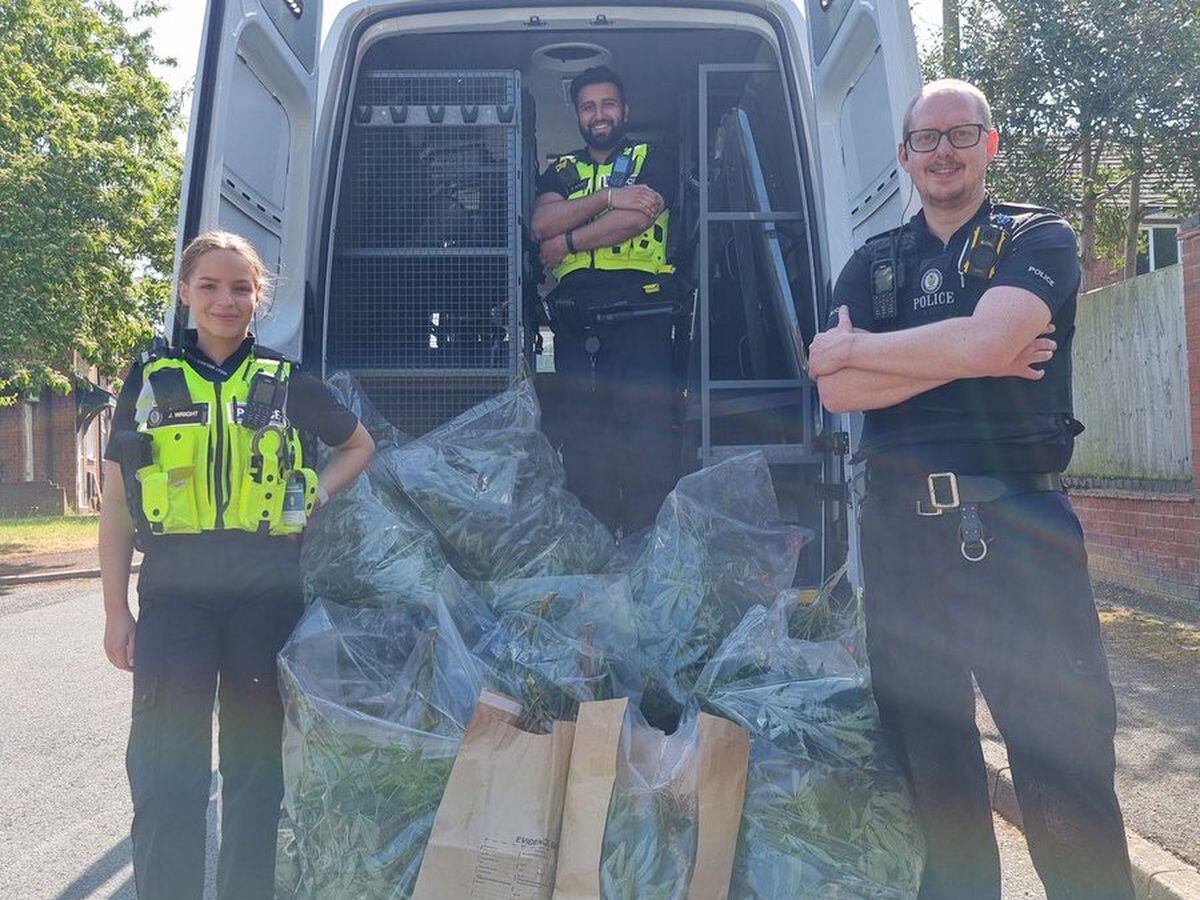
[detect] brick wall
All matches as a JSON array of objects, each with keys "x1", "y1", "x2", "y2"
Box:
[
  {"x1": 0, "y1": 481, "x2": 66, "y2": 518},
  {"x1": 1072, "y1": 213, "x2": 1200, "y2": 603},
  {"x1": 0, "y1": 379, "x2": 111, "y2": 513},
  {"x1": 0, "y1": 403, "x2": 27, "y2": 484}
]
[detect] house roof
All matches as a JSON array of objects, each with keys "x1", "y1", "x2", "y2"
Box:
[{"x1": 995, "y1": 136, "x2": 1196, "y2": 220}]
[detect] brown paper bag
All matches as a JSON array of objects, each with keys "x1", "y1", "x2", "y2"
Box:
[
  {"x1": 552, "y1": 698, "x2": 750, "y2": 900},
  {"x1": 413, "y1": 690, "x2": 576, "y2": 900},
  {"x1": 690, "y1": 714, "x2": 750, "y2": 900},
  {"x1": 551, "y1": 699, "x2": 629, "y2": 900}
]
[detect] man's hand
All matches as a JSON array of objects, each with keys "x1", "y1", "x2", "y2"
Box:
[
  {"x1": 104, "y1": 607, "x2": 136, "y2": 672},
  {"x1": 539, "y1": 233, "x2": 568, "y2": 269},
  {"x1": 808, "y1": 306, "x2": 859, "y2": 377},
  {"x1": 993, "y1": 326, "x2": 1057, "y2": 380},
  {"x1": 609, "y1": 185, "x2": 664, "y2": 220}
]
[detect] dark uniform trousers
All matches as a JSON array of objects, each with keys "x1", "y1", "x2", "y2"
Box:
[
  {"x1": 861, "y1": 485, "x2": 1134, "y2": 900},
  {"x1": 127, "y1": 534, "x2": 304, "y2": 900},
  {"x1": 550, "y1": 275, "x2": 676, "y2": 534}
]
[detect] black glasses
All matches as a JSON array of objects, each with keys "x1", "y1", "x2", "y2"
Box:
[{"x1": 904, "y1": 123, "x2": 987, "y2": 153}]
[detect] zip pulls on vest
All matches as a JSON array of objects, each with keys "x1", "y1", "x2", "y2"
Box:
[
  {"x1": 213, "y1": 379, "x2": 225, "y2": 529},
  {"x1": 214, "y1": 353, "x2": 256, "y2": 530}
]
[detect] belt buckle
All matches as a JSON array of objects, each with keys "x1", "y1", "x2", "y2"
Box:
[{"x1": 917, "y1": 472, "x2": 960, "y2": 516}]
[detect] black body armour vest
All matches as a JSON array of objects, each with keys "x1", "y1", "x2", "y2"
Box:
[{"x1": 858, "y1": 201, "x2": 1081, "y2": 474}]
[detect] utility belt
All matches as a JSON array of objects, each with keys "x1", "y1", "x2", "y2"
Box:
[
  {"x1": 549, "y1": 271, "x2": 678, "y2": 341},
  {"x1": 867, "y1": 469, "x2": 1063, "y2": 562}
]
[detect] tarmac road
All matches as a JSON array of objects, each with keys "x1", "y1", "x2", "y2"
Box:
[
  {"x1": 0, "y1": 576, "x2": 1178, "y2": 899},
  {"x1": 978, "y1": 586, "x2": 1200, "y2": 870},
  {"x1": 0, "y1": 577, "x2": 219, "y2": 900}
]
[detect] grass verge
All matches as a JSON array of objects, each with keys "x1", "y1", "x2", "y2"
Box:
[{"x1": 0, "y1": 515, "x2": 100, "y2": 558}]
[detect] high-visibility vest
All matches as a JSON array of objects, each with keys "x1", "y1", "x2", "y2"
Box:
[
  {"x1": 551, "y1": 142, "x2": 670, "y2": 281},
  {"x1": 133, "y1": 350, "x2": 318, "y2": 536}
]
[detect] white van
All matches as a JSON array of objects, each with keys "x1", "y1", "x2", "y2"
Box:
[{"x1": 168, "y1": 0, "x2": 922, "y2": 587}]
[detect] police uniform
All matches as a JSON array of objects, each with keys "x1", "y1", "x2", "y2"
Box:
[
  {"x1": 104, "y1": 332, "x2": 358, "y2": 900},
  {"x1": 834, "y1": 198, "x2": 1134, "y2": 899},
  {"x1": 536, "y1": 141, "x2": 677, "y2": 534}
]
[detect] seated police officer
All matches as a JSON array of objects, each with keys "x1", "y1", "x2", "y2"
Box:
[
  {"x1": 810, "y1": 80, "x2": 1135, "y2": 899},
  {"x1": 532, "y1": 65, "x2": 677, "y2": 535}
]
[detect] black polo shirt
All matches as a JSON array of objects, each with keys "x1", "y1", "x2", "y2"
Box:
[
  {"x1": 104, "y1": 333, "x2": 358, "y2": 462},
  {"x1": 832, "y1": 197, "x2": 1081, "y2": 474}
]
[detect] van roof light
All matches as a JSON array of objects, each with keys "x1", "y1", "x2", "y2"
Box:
[{"x1": 283, "y1": 0, "x2": 302, "y2": 18}]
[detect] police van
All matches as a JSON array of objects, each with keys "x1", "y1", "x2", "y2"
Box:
[{"x1": 169, "y1": 0, "x2": 922, "y2": 587}]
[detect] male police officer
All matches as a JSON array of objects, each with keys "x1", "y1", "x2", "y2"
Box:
[
  {"x1": 810, "y1": 80, "x2": 1135, "y2": 899},
  {"x1": 532, "y1": 66, "x2": 677, "y2": 534}
]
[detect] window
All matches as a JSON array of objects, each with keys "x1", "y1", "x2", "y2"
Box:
[{"x1": 1136, "y1": 225, "x2": 1180, "y2": 274}]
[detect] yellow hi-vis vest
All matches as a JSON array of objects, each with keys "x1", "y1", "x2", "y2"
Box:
[
  {"x1": 134, "y1": 350, "x2": 318, "y2": 536},
  {"x1": 551, "y1": 142, "x2": 670, "y2": 281}
]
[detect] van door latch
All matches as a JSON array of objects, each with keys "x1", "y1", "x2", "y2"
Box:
[
  {"x1": 591, "y1": 14, "x2": 612, "y2": 26},
  {"x1": 525, "y1": 15, "x2": 547, "y2": 27},
  {"x1": 814, "y1": 430, "x2": 850, "y2": 456}
]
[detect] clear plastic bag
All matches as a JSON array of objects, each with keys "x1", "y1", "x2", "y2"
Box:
[
  {"x1": 323, "y1": 371, "x2": 409, "y2": 452},
  {"x1": 598, "y1": 705, "x2": 701, "y2": 900},
  {"x1": 371, "y1": 378, "x2": 616, "y2": 581},
  {"x1": 434, "y1": 568, "x2": 642, "y2": 732},
  {"x1": 624, "y1": 452, "x2": 812, "y2": 725},
  {"x1": 694, "y1": 589, "x2": 881, "y2": 769},
  {"x1": 279, "y1": 597, "x2": 482, "y2": 899},
  {"x1": 695, "y1": 570, "x2": 924, "y2": 899},
  {"x1": 732, "y1": 743, "x2": 923, "y2": 899},
  {"x1": 300, "y1": 462, "x2": 447, "y2": 608}
]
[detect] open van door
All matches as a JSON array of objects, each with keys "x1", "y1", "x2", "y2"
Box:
[
  {"x1": 805, "y1": 0, "x2": 922, "y2": 268},
  {"x1": 801, "y1": 0, "x2": 922, "y2": 582},
  {"x1": 167, "y1": 0, "x2": 322, "y2": 359}
]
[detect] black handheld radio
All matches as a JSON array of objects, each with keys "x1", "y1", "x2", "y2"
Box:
[
  {"x1": 608, "y1": 151, "x2": 635, "y2": 187},
  {"x1": 242, "y1": 372, "x2": 282, "y2": 431}
]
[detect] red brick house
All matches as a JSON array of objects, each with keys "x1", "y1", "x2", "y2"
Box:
[{"x1": 0, "y1": 358, "x2": 114, "y2": 517}]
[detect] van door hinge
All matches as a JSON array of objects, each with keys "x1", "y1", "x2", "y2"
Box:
[{"x1": 814, "y1": 430, "x2": 850, "y2": 456}]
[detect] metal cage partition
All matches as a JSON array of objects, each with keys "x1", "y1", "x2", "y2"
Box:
[{"x1": 325, "y1": 70, "x2": 522, "y2": 435}]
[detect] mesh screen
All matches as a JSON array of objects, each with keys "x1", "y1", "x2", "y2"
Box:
[
  {"x1": 326, "y1": 70, "x2": 521, "y2": 431},
  {"x1": 346, "y1": 127, "x2": 513, "y2": 250},
  {"x1": 328, "y1": 254, "x2": 512, "y2": 370},
  {"x1": 352, "y1": 372, "x2": 513, "y2": 437}
]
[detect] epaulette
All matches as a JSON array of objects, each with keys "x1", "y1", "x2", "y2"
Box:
[
  {"x1": 553, "y1": 154, "x2": 576, "y2": 172},
  {"x1": 991, "y1": 201, "x2": 1057, "y2": 217},
  {"x1": 251, "y1": 343, "x2": 287, "y2": 362},
  {"x1": 991, "y1": 201, "x2": 1068, "y2": 238},
  {"x1": 862, "y1": 223, "x2": 906, "y2": 254}
]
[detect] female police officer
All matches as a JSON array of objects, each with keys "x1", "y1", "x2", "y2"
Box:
[{"x1": 98, "y1": 230, "x2": 374, "y2": 899}]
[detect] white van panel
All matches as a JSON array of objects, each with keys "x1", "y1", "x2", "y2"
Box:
[
  {"x1": 170, "y1": 1, "x2": 321, "y2": 360},
  {"x1": 808, "y1": 0, "x2": 921, "y2": 270},
  {"x1": 224, "y1": 56, "x2": 292, "y2": 209}
]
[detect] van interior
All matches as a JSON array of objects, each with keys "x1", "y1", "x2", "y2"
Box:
[{"x1": 309, "y1": 18, "x2": 844, "y2": 585}]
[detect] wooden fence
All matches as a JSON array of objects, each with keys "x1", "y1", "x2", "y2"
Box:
[{"x1": 1067, "y1": 265, "x2": 1191, "y2": 491}]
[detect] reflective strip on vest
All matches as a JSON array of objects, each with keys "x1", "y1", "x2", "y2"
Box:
[
  {"x1": 135, "y1": 354, "x2": 318, "y2": 536},
  {"x1": 552, "y1": 142, "x2": 670, "y2": 281}
]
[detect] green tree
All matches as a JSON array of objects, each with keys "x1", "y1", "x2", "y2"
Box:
[
  {"x1": 925, "y1": 0, "x2": 1200, "y2": 288},
  {"x1": 0, "y1": 0, "x2": 181, "y2": 401}
]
